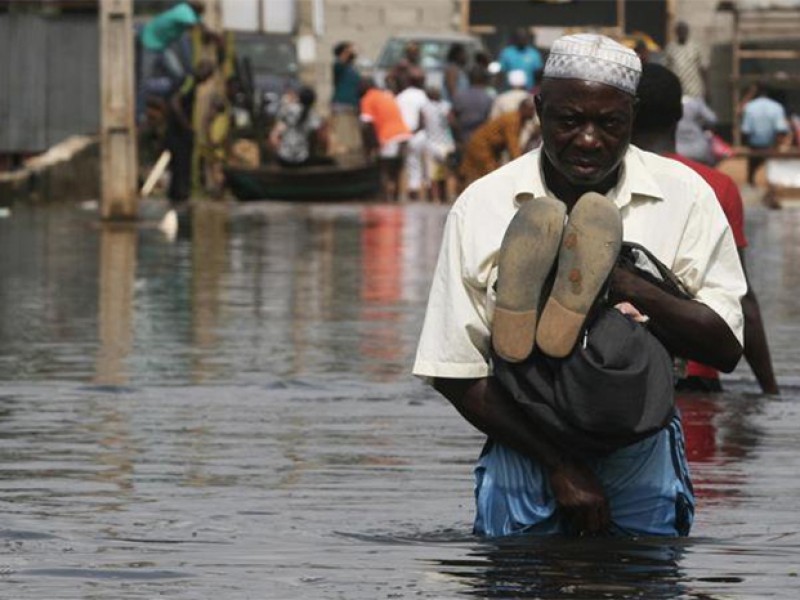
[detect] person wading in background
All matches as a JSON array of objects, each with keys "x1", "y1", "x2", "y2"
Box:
[
  {"x1": 632, "y1": 63, "x2": 779, "y2": 395},
  {"x1": 165, "y1": 59, "x2": 215, "y2": 205}
]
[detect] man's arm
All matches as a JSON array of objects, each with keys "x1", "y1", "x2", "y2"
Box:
[
  {"x1": 433, "y1": 376, "x2": 611, "y2": 534},
  {"x1": 738, "y1": 250, "x2": 780, "y2": 394},
  {"x1": 610, "y1": 267, "x2": 743, "y2": 372}
]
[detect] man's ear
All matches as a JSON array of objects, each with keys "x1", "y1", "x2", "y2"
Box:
[
  {"x1": 631, "y1": 97, "x2": 640, "y2": 121},
  {"x1": 534, "y1": 93, "x2": 543, "y2": 117}
]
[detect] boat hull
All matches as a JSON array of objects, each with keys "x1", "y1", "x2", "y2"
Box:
[{"x1": 224, "y1": 161, "x2": 381, "y2": 201}]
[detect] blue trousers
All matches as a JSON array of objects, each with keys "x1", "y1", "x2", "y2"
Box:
[{"x1": 473, "y1": 415, "x2": 694, "y2": 537}]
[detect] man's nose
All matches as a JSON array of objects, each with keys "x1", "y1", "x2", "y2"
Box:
[{"x1": 575, "y1": 123, "x2": 601, "y2": 150}]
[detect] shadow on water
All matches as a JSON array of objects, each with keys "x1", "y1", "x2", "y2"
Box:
[{"x1": 436, "y1": 536, "x2": 693, "y2": 599}]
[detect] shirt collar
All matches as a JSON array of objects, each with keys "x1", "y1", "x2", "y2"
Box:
[{"x1": 511, "y1": 145, "x2": 665, "y2": 209}]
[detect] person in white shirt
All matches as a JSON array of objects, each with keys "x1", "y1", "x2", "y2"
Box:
[
  {"x1": 490, "y1": 69, "x2": 530, "y2": 119},
  {"x1": 396, "y1": 68, "x2": 430, "y2": 200},
  {"x1": 420, "y1": 87, "x2": 455, "y2": 202},
  {"x1": 413, "y1": 34, "x2": 746, "y2": 538}
]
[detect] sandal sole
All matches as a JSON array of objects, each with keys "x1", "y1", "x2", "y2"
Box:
[
  {"x1": 536, "y1": 191, "x2": 623, "y2": 358},
  {"x1": 492, "y1": 194, "x2": 566, "y2": 362}
]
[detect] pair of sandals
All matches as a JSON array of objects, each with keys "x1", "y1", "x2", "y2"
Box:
[{"x1": 492, "y1": 192, "x2": 623, "y2": 362}]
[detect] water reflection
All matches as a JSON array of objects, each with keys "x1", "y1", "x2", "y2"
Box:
[
  {"x1": 360, "y1": 206, "x2": 405, "y2": 379},
  {"x1": 677, "y1": 393, "x2": 763, "y2": 507},
  {"x1": 190, "y1": 203, "x2": 228, "y2": 383},
  {"x1": 95, "y1": 225, "x2": 137, "y2": 386}
]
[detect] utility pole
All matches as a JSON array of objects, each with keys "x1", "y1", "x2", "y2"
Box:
[{"x1": 99, "y1": 0, "x2": 138, "y2": 220}]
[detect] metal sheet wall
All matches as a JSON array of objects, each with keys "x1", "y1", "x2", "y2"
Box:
[{"x1": 0, "y1": 14, "x2": 99, "y2": 153}]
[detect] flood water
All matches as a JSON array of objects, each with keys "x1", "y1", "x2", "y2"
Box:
[{"x1": 0, "y1": 199, "x2": 799, "y2": 599}]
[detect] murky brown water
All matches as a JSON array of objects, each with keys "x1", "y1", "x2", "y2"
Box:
[{"x1": 0, "y1": 199, "x2": 799, "y2": 599}]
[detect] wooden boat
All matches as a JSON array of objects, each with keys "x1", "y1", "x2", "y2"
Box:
[
  {"x1": 224, "y1": 109, "x2": 383, "y2": 201},
  {"x1": 224, "y1": 154, "x2": 381, "y2": 201}
]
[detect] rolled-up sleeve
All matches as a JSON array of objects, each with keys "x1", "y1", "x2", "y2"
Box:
[
  {"x1": 672, "y1": 188, "x2": 746, "y2": 346},
  {"x1": 412, "y1": 199, "x2": 492, "y2": 380}
]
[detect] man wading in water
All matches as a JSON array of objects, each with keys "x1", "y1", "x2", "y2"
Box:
[{"x1": 413, "y1": 34, "x2": 746, "y2": 537}]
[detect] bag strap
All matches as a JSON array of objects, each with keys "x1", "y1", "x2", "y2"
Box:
[{"x1": 619, "y1": 242, "x2": 693, "y2": 301}]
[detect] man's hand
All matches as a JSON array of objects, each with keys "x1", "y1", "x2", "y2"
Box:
[
  {"x1": 548, "y1": 460, "x2": 611, "y2": 535},
  {"x1": 608, "y1": 264, "x2": 742, "y2": 371},
  {"x1": 608, "y1": 264, "x2": 641, "y2": 304},
  {"x1": 435, "y1": 377, "x2": 613, "y2": 535}
]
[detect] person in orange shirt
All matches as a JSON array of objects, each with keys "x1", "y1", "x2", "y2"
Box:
[{"x1": 359, "y1": 77, "x2": 412, "y2": 201}]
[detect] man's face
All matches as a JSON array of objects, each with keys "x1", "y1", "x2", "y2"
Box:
[{"x1": 536, "y1": 79, "x2": 634, "y2": 187}]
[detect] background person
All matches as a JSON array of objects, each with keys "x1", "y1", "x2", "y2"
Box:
[
  {"x1": 331, "y1": 41, "x2": 361, "y2": 112},
  {"x1": 498, "y1": 27, "x2": 543, "y2": 91},
  {"x1": 676, "y1": 95, "x2": 718, "y2": 165},
  {"x1": 450, "y1": 66, "x2": 493, "y2": 149},
  {"x1": 138, "y1": 1, "x2": 206, "y2": 122},
  {"x1": 359, "y1": 77, "x2": 411, "y2": 201},
  {"x1": 165, "y1": 60, "x2": 216, "y2": 205},
  {"x1": 269, "y1": 86, "x2": 330, "y2": 168},
  {"x1": 443, "y1": 43, "x2": 469, "y2": 102},
  {"x1": 490, "y1": 70, "x2": 530, "y2": 119},
  {"x1": 386, "y1": 42, "x2": 421, "y2": 95},
  {"x1": 633, "y1": 63, "x2": 779, "y2": 395},
  {"x1": 664, "y1": 21, "x2": 706, "y2": 100},
  {"x1": 396, "y1": 68, "x2": 430, "y2": 200},
  {"x1": 741, "y1": 82, "x2": 790, "y2": 187},
  {"x1": 459, "y1": 97, "x2": 535, "y2": 186},
  {"x1": 139, "y1": 1, "x2": 207, "y2": 79},
  {"x1": 420, "y1": 86, "x2": 455, "y2": 203}
]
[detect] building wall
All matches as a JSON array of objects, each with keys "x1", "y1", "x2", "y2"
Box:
[
  {"x1": 0, "y1": 13, "x2": 99, "y2": 153},
  {"x1": 297, "y1": 0, "x2": 462, "y2": 112}
]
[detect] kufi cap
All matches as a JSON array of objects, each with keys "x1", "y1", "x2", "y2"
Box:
[
  {"x1": 543, "y1": 33, "x2": 641, "y2": 95},
  {"x1": 507, "y1": 69, "x2": 527, "y2": 88}
]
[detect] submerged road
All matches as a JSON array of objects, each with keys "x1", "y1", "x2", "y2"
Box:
[{"x1": 0, "y1": 199, "x2": 798, "y2": 599}]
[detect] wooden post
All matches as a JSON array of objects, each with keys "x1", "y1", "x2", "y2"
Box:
[
  {"x1": 461, "y1": 0, "x2": 471, "y2": 33},
  {"x1": 616, "y1": 0, "x2": 626, "y2": 36},
  {"x1": 99, "y1": 0, "x2": 138, "y2": 220}
]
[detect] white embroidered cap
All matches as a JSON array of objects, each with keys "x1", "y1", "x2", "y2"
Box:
[{"x1": 543, "y1": 33, "x2": 642, "y2": 95}]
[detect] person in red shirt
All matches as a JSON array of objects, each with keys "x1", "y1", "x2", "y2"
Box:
[
  {"x1": 359, "y1": 77, "x2": 411, "y2": 201},
  {"x1": 632, "y1": 63, "x2": 778, "y2": 394}
]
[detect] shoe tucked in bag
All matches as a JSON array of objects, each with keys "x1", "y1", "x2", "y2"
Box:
[{"x1": 491, "y1": 242, "x2": 690, "y2": 457}]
